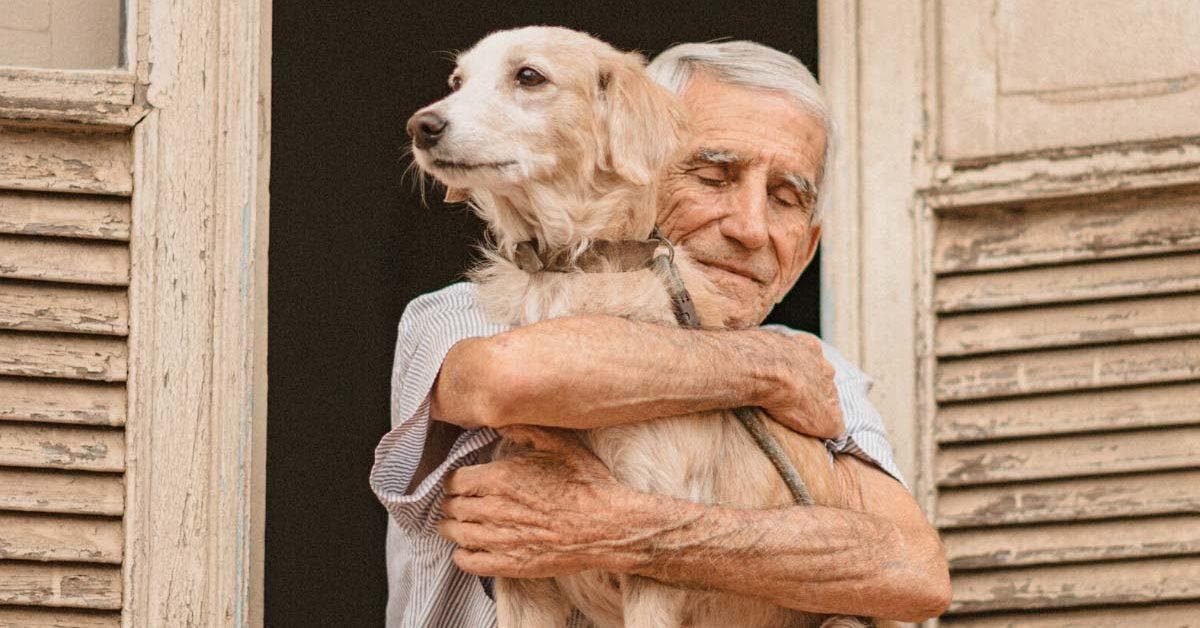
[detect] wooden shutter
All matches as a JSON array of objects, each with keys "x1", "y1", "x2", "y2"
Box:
[
  {"x1": 0, "y1": 75, "x2": 134, "y2": 626},
  {"x1": 824, "y1": 0, "x2": 1200, "y2": 623},
  {"x1": 932, "y1": 186, "x2": 1200, "y2": 622},
  {"x1": 1, "y1": 1, "x2": 268, "y2": 624},
  {"x1": 923, "y1": 3, "x2": 1200, "y2": 621}
]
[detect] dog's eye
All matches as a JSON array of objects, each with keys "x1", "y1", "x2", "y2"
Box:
[
  {"x1": 515, "y1": 67, "x2": 547, "y2": 87},
  {"x1": 449, "y1": 75, "x2": 463, "y2": 92}
]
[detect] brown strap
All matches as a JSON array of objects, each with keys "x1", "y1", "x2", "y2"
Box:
[
  {"x1": 512, "y1": 239, "x2": 662, "y2": 273},
  {"x1": 511, "y1": 231, "x2": 814, "y2": 507}
]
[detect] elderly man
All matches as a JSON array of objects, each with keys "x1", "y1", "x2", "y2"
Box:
[{"x1": 371, "y1": 40, "x2": 952, "y2": 626}]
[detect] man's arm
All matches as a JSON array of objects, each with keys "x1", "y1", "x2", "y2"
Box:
[
  {"x1": 623, "y1": 457, "x2": 951, "y2": 620},
  {"x1": 439, "y1": 426, "x2": 952, "y2": 622},
  {"x1": 432, "y1": 314, "x2": 844, "y2": 438}
]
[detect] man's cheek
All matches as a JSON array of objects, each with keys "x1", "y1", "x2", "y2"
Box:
[{"x1": 657, "y1": 187, "x2": 709, "y2": 236}]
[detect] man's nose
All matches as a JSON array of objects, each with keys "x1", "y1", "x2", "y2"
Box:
[
  {"x1": 406, "y1": 111, "x2": 448, "y2": 149},
  {"x1": 719, "y1": 185, "x2": 771, "y2": 250}
]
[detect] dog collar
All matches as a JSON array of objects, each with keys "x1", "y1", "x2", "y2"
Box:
[
  {"x1": 511, "y1": 238, "x2": 662, "y2": 273},
  {"x1": 511, "y1": 229, "x2": 699, "y2": 328}
]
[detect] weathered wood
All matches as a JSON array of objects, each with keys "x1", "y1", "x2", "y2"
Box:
[
  {"x1": 0, "y1": 469, "x2": 123, "y2": 516},
  {"x1": 0, "y1": 377, "x2": 125, "y2": 426},
  {"x1": 937, "y1": 426, "x2": 1200, "y2": 487},
  {"x1": 940, "y1": 602, "x2": 1200, "y2": 627},
  {"x1": 937, "y1": 469, "x2": 1200, "y2": 528},
  {"x1": 934, "y1": 189, "x2": 1200, "y2": 274},
  {"x1": 817, "y1": 0, "x2": 864, "y2": 370},
  {"x1": 0, "y1": 68, "x2": 142, "y2": 131},
  {"x1": 0, "y1": 332, "x2": 127, "y2": 382},
  {"x1": 0, "y1": 423, "x2": 124, "y2": 472},
  {"x1": 0, "y1": 282, "x2": 128, "y2": 335},
  {"x1": 0, "y1": 191, "x2": 131, "y2": 240},
  {"x1": 936, "y1": 337, "x2": 1200, "y2": 402},
  {"x1": 936, "y1": 425, "x2": 1200, "y2": 489},
  {"x1": 936, "y1": 292, "x2": 1200, "y2": 357},
  {"x1": 0, "y1": 513, "x2": 122, "y2": 563},
  {"x1": 944, "y1": 515, "x2": 1200, "y2": 570},
  {"x1": 0, "y1": 562, "x2": 121, "y2": 609},
  {"x1": 0, "y1": 607, "x2": 120, "y2": 628},
  {"x1": 0, "y1": 235, "x2": 129, "y2": 286},
  {"x1": 0, "y1": 68, "x2": 135, "y2": 108},
  {"x1": 948, "y1": 555, "x2": 1200, "y2": 614},
  {"x1": 935, "y1": 252, "x2": 1200, "y2": 313},
  {"x1": 936, "y1": 0, "x2": 1200, "y2": 161},
  {"x1": 937, "y1": 381, "x2": 1200, "y2": 443},
  {"x1": 124, "y1": 0, "x2": 271, "y2": 623},
  {"x1": 926, "y1": 144, "x2": 1200, "y2": 211},
  {"x1": 0, "y1": 127, "x2": 132, "y2": 196}
]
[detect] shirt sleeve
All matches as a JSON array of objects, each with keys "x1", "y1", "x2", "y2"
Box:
[
  {"x1": 369, "y1": 282, "x2": 512, "y2": 535},
  {"x1": 760, "y1": 325, "x2": 907, "y2": 487}
]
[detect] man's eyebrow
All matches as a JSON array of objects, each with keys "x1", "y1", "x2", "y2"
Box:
[
  {"x1": 781, "y1": 172, "x2": 815, "y2": 194},
  {"x1": 693, "y1": 148, "x2": 740, "y2": 164},
  {"x1": 781, "y1": 172, "x2": 818, "y2": 203}
]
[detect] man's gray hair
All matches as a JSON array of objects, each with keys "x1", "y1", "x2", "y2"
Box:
[{"x1": 647, "y1": 41, "x2": 833, "y2": 224}]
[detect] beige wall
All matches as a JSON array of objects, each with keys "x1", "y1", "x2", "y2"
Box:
[{"x1": 0, "y1": 0, "x2": 122, "y2": 69}]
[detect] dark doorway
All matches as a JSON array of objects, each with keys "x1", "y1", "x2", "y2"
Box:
[{"x1": 269, "y1": 1, "x2": 819, "y2": 625}]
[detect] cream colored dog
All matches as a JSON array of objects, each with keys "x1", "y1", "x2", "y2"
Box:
[{"x1": 408, "y1": 26, "x2": 869, "y2": 628}]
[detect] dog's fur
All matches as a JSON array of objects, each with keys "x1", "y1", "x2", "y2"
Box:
[{"x1": 410, "y1": 26, "x2": 868, "y2": 628}]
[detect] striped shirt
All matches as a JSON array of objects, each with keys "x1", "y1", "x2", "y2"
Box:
[{"x1": 370, "y1": 282, "x2": 905, "y2": 628}]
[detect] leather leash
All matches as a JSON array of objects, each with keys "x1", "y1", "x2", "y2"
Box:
[{"x1": 511, "y1": 230, "x2": 815, "y2": 507}]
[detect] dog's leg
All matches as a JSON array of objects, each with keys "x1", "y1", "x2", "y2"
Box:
[
  {"x1": 495, "y1": 576, "x2": 574, "y2": 628},
  {"x1": 621, "y1": 575, "x2": 688, "y2": 628}
]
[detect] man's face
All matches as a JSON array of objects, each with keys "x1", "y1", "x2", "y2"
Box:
[{"x1": 659, "y1": 72, "x2": 825, "y2": 329}]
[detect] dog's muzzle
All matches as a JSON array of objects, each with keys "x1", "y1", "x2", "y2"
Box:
[{"x1": 407, "y1": 111, "x2": 447, "y2": 149}]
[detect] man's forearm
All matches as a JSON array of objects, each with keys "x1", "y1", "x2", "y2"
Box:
[
  {"x1": 439, "y1": 427, "x2": 951, "y2": 620},
  {"x1": 612, "y1": 486, "x2": 950, "y2": 621},
  {"x1": 432, "y1": 315, "x2": 814, "y2": 431}
]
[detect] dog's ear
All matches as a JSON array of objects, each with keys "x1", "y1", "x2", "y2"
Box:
[
  {"x1": 444, "y1": 187, "x2": 470, "y2": 203},
  {"x1": 599, "y1": 52, "x2": 686, "y2": 185}
]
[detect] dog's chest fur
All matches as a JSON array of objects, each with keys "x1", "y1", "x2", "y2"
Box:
[{"x1": 475, "y1": 256, "x2": 834, "y2": 628}]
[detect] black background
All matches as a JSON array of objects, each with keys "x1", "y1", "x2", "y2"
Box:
[{"x1": 269, "y1": 1, "x2": 819, "y2": 625}]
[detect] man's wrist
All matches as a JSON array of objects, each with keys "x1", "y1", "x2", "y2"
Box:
[
  {"x1": 591, "y1": 488, "x2": 687, "y2": 575},
  {"x1": 602, "y1": 488, "x2": 729, "y2": 579},
  {"x1": 738, "y1": 328, "x2": 795, "y2": 411}
]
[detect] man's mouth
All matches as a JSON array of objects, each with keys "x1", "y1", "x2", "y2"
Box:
[
  {"x1": 432, "y1": 158, "x2": 517, "y2": 171},
  {"x1": 697, "y1": 259, "x2": 767, "y2": 285}
]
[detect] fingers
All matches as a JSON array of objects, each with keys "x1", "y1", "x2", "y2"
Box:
[
  {"x1": 438, "y1": 517, "x2": 545, "y2": 550},
  {"x1": 441, "y1": 494, "x2": 506, "y2": 522},
  {"x1": 452, "y1": 547, "x2": 565, "y2": 579},
  {"x1": 444, "y1": 463, "x2": 502, "y2": 497},
  {"x1": 442, "y1": 494, "x2": 546, "y2": 528},
  {"x1": 453, "y1": 547, "x2": 525, "y2": 577},
  {"x1": 437, "y1": 519, "x2": 492, "y2": 549}
]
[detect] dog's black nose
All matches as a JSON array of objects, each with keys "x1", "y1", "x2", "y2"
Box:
[{"x1": 407, "y1": 111, "x2": 448, "y2": 149}]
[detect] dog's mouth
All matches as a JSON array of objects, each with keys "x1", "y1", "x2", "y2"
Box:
[{"x1": 432, "y1": 158, "x2": 517, "y2": 171}]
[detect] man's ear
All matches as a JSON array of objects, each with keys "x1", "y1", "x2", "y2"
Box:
[
  {"x1": 598, "y1": 52, "x2": 686, "y2": 185},
  {"x1": 802, "y1": 223, "x2": 822, "y2": 269},
  {"x1": 778, "y1": 224, "x2": 823, "y2": 304},
  {"x1": 444, "y1": 187, "x2": 470, "y2": 203}
]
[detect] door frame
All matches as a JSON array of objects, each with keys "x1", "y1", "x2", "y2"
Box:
[
  {"x1": 818, "y1": 0, "x2": 930, "y2": 499},
  {"x1": 123, "y1": 0, "x2": 270, "y2": 624}
]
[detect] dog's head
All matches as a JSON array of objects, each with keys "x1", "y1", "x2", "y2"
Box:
[{"x1": 407, "y1": 27, "x2": 685, "y2": 241}]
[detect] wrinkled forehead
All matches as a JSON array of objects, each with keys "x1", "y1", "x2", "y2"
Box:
[{"x1": 456, "y1": 27, "x2": 611, "y2": 85}]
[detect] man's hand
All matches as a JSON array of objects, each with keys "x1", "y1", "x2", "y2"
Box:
[
  {"x1": 438, "y1": 426, "x2": 650, "y2": 578},
  {"x1": 758, "y1": 332, "x2": 844, "y2": 438}
]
